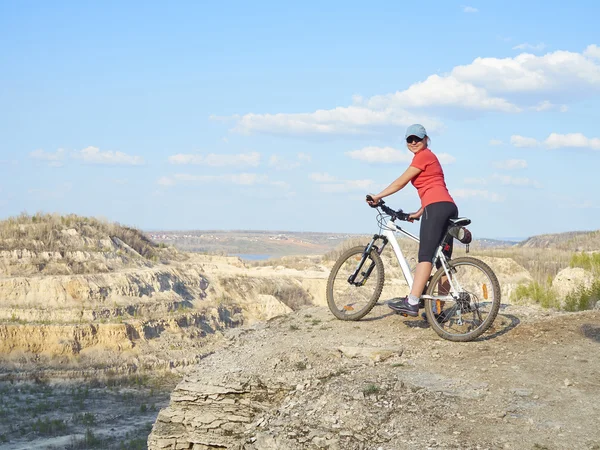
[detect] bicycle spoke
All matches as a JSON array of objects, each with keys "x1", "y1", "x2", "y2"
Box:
[
  {"x1": 425, "y1": 257, "x2": 501, "y2": 341},
  {"x1": 327, "y1": 246, "x2": 385, "y2": 321}
]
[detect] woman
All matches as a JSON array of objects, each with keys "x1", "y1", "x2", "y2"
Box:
[{"x1": 367, "y1": 123, "x2": 458, "y2": 317}]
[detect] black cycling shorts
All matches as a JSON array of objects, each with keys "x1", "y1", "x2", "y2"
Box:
[{"x1": 418, "y1": 201, "x2": 458, "y2": 263}]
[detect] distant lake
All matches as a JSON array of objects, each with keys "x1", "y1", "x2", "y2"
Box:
[{"x1": 233, "y1": 253, "x2": 272, "y2": 261}]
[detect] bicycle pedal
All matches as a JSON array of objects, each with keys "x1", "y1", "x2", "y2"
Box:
[{"x1": 400, "y1": 313, "x2": 408, "y2": 317}]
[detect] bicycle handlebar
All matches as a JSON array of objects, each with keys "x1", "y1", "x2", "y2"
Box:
[{"x1": 365, "y1": 195, "x2": 419, "y2": 222}]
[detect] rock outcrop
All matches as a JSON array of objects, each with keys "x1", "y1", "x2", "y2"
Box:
[
  {"x1": 149, "y1": 305, "x2": 600, "y2": 450},
  {"x1": 553, "y1": 267, "x2": 594, "y2": 302}
]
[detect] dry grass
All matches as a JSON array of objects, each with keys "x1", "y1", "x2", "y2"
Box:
[
  {"x1": 0, "y1": 213, "x2": 158, "y2": 256},
  {"x1": 0, "y1": 213, "x2": 184, "y2": 275},
  {"x1": 520, "y1": 230, "x2": 600, "y2": 251},
  {"x1": 462, "y1": 247, "x2": 573, "y2": 283}
]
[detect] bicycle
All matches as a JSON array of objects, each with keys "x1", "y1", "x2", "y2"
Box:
[{"x1": 326, "y1": 198, "x2": 501, "y2": 342}]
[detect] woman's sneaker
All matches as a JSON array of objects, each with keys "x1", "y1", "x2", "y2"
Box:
[{"x1": 387, "y1": 297, "x2": 419, "y2": 317}]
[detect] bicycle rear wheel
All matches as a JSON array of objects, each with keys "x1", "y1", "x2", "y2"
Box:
[
  {"x1": 326, "y1": 246, "x2": 385, "y2": 321},
  {"x1": 424, "y1": 257, "x2": 500, "y2": 342}
]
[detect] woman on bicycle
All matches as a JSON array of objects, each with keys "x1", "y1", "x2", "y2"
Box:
[{"x1": 366, "y1": 123, "x2": 458, "y2": 317}]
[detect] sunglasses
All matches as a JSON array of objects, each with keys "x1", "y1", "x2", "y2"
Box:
[{"x1": 406, "y1": 135, "x2": 424, "y2": 144}]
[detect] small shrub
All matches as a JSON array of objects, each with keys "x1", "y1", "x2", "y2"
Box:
[
  {"x1": 81, "y1": 429, "x2": 105, "y2": 448},
  {"x1": 362, "y1": 384, "x2": 380, "y2": 396},
  {"x1": 118, "y1": 437, "x2": 147, "y2": 450},
  {"x1": 513, "y1": 281, "x2": 559, "y2": 309},
  {"x1": 31, "y1": 418, "x2": 68, "y2": 436},
  {"x1": 563, "y1": 280, "x2": 600, "y2": 312},
  {"x1": 294, "y1": 361, "x2": 307, "y2": 370},
  {"x1": 570, "y1": 252, "x2": 600, "y2": 274},
  {"x1": 259, "y1": 282, "x2": 312, "y2": 310},
  {"x1": 72, "y1": 412, "x2": 96, "y2": 426}
]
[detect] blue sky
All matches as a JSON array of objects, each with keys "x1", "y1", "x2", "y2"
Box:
[{"x1": 1, "y1": 0, "x2": 599, "y2": 239}]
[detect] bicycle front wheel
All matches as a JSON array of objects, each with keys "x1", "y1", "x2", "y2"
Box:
[
  {"x1": 326, "y1": 246, "x2": 385, "y2": 321},
  {"x1": 424, "y1": 256, "x2": 501, "y2": 342}
]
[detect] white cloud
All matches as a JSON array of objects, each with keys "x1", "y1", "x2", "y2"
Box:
[
  {"x1": 451, "y1": 48, "x2": 600, "y2": 95},
  {"x1": 491, "y1": 174, "x2": 542, "y2": 188},
  {"x1": 584, "y1": 44, "x2": 600, "y2": 60},
  {"x1": 169, "y1": 151, "x2": 260, "y2": 167},
  {"x1": 452, "y1": 188, "x2": 505, "y2": 202},
  {"x1": 309, "y1": 172, "x2": 376, "y2": 193},
  {"x1": 510, "y1": 132, "x2": 600, "y2": 150},
  {"x1": 319, "y1": 179, "x2": 375, "y2": 193},
  {"x1": 29, "y1": 149, "x2": 66, "y2": 166},
  {"x1": 268, "y1": 153, "x2": 312, "y2": 170},
  {"x1": 510, "y1": 135, "x2": 540, "y2": 148},
  {"x1": 493, "y1": 159, "x2": 527, "y2": 169},
  {"x1": 368, "y1": 75, "x2": 520, "y2": 113},
  {"x1": 530, "y1": 101, "x2": 569, "y2": 112},
  {"x1": 464, "y1": 177, "x2": 488, "y2": 185},
  {"x1": 533, "y1": 100, "x2": 554, "y2": 111},
  {"x1": 269, "y1": 155, "x2": 299, "y2": 170},
  {"x1": 31, "y1": 147, "x2": 144, "y2": 166},
  {"x1": 543, "y1": 133, "x2": 600, "y2": 150},
  {"x1": 512, "y1": 43, "x2": 546, "y2": 51},
  {"x1": 345, "y1": 146, "x2": 413, "y2": 163},
  {"x1": 345, "y1": 146, "x2": 456, "y2": 165},
  {"x1": 463, "y1": 6, "x2": 478, "y2": 13},
  {"x1": 222, "y1": 45, "x2": 600, "y2": 136},
  {"x1": 30, "y1": 148, "x2": 65, "y2": 161},
  {"x1": 176, "y1": 173, "x2": 266, "y2": 185},
  {"x1": 158, "y1": 173, "x2": 289, "y2": 189},
  {"x1": 223, "y1": 107, "x2": 442, "y2": 136},
  {"x1": 309, "y1": 172, "x2": 337, "y2": 183},
  {"x1": 489, "y1": 139, "x2": 503, "y2": 146},
  {"x1": 74, "y1": 146, "x2": 144, "y2": 165}
]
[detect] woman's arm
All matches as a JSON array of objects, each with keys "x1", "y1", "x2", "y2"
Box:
[{"x1": 368, "y1": 166, "x2": 421, "y2": 203}]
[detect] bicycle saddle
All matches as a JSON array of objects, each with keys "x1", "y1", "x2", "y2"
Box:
[{"x1": 448, "y1": 217, "x2": 471, "y2": 226}]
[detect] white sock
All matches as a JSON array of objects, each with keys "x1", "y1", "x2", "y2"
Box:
[{"x1": 407, "y1": 294, "x2": 420, "y2": 306}]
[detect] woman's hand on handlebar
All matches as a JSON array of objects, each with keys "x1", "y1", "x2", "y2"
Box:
[
  {"x1": 366, "y1": 194, "x2": 381, "y2": 207},
  {"x1": 408, "y1": 209, "x2": 423, "y2": 222}
]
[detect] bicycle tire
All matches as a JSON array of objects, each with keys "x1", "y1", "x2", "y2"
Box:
[
  {"x1": 326, "y1": 246, "x2": 385, "y2": 321},
  {"x1": 424, "y1": 256, "x2": 501, "y2": 342}
]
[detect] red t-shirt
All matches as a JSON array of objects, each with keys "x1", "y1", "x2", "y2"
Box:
[{"x1": 410, "y1": 148, "x2": 454, "y2": 208}]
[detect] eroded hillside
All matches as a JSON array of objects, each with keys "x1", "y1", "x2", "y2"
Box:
[{"x1": 0, "y1": 215, "x2": 330, "y2": 377}]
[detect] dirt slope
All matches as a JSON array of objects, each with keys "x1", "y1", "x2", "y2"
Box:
[{"x1": 149, "y1": 303, "x2": 600, "y2": 450}]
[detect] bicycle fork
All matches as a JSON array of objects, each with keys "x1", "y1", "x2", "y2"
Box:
[{"x1": 347, "y1": 235, "x2": 387, "y2": 286}]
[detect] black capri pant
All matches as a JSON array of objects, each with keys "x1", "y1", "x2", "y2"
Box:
[{"x1": 418, "y1": 201, "x2": 458, "y2": 263}]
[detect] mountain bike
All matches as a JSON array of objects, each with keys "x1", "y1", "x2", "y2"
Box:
[{"x1": 326, "y1": 199, "x2": 501, "y2": 342}]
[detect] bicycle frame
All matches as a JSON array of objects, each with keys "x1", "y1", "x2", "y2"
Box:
[{"x1": 367, "y1": 218, "x2": 461, "y2": 303}]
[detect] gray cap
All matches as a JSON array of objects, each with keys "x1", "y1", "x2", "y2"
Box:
[{"x1": 405, "y1": 124, "x2": 427, "y2": 139}]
